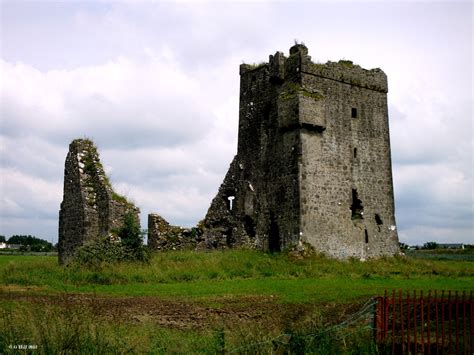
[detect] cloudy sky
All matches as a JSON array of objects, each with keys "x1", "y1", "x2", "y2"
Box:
[{"x1": 1, "y1": 0, "x2": 472, "y2": 246}]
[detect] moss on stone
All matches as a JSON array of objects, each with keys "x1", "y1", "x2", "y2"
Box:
[
  {"x1": 241, "y1": 62, "x2": 267, "y2": 71},
  {"x1": 112, "y1": 192, "x2": 130, "y2": 205},
  {"x1": 338, "y1": 60, "x2": 355, "y2": 68},
  {"x1": 279, "y1": 82, "x2": 324, "y2": 101}
]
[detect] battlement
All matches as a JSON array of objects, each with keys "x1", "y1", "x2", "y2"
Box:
[{"x1": 240, "y1": 44, "x2": 388, "y2": 93}]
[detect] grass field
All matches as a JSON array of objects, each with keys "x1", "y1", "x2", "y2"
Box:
[{"x1": 1, "y1": 250, "x2": 473, "y2": 353}]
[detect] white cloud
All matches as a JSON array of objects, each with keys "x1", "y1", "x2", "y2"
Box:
[
  {"x1": 0, "y1": 167, "x2": 62, "y2": 221},
  {"x1": 0, "y1": 1, "x2": 472, "y2": 245}
]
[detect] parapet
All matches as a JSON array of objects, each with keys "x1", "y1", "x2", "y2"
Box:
[{"x1": 240, "y1": 43, "x2": 388, "y2": 93}]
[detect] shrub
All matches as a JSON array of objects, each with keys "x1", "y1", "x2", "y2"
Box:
[{"x1": 72, "y1": 212, "x2": 149, "y2": 267}]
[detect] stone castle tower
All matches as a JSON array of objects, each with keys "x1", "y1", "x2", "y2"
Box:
[
  {"x1": 202, "y1": 44, "x2": 399, "y2": 258},
  {"x1": 58, "y1": 139, "x2": 139, "y2": 264}
]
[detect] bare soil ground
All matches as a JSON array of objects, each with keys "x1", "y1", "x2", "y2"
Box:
[{"x1": 0, "y1": 290, "x2": 364, "y2": 331}]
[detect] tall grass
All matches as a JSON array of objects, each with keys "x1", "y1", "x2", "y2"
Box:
[
  {"x1": 0, "y1": 299, "x2": 227, "y2": 354},
  {"x1": 0, "y1": 296, "x2": 381, "y2": 354}
]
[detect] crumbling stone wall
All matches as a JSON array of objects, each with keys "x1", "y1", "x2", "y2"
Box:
[
  {"x1": 58, "y1": 139, "x2": 139, "y2": 264},
  {"x1": 148, "y1": 214, "x2": 200, "y2": 251},
  {"x1": 201, "y1": 44, "x2": 399, "y2": 259}
]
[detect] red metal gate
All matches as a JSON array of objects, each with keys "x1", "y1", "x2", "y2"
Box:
[{"x1": 375, "y1": 290, "x2": 473, "y2": 354}]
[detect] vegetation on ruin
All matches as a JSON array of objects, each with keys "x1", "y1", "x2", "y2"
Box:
[
  {"x1": 338, "y1": 59, "x2": 356, "y2": 68},
  {"x1": 241, "y1": 62, "x2": 267, "y2": 71},
  {"x1": 77, "y1": 139, "x2": 132, "y2": 206},
  {"x1": 72, "y1": 212, "x2": 149, "y2": 267},
  {"x1": 111, "y1": 191, "x2": 130, "y2": 204},
  {"x1": 279, "y1": 82, "x2": 325, "y2": 101},
  {"x1": 1, "y1": 250, "x2": 472, "y2": 353}
]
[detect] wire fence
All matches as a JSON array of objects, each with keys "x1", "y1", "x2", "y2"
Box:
[
  {"x1": 226, "y1": 290, "x2": 474, "y2": 354},
  {"x1": 227, "y1": 298, "x2": 378, "y2": 353}
]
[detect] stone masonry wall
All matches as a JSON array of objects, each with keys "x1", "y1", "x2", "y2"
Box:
[
  {"x1": 201, "y1": 44, "x2": 399, "y2": 259},
  {"x1": 148, "y1": 214, "x2": 200, "y2": 251},
  {"x1": 58, "y1": 139, "x2": 139, "y2": 264}
]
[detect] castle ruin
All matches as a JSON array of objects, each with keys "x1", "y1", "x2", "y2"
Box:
[
  {"x1": 59, "y1": 44, "x2": 399, "y2": 261},
  {"x1": 58, "y1": 139, "x2": 139, "y2": 264},
  {"x1": 197, "y1": 44, "x2": 399, "y2": 258}
]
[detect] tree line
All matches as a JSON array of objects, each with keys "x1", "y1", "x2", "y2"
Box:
[{"x1": 0, "y1": 235, "x2": 54, "y2": 252}]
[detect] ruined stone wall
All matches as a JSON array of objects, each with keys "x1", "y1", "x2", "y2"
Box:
[
  {"x1": 201, "y1": 56, "x2": 301, "y2": 251},
  {"x1": 148, "y1": 214, "x2": 200, "y2": 251},
  {"x1": 202, "y1": 44, "x2": 399, "y2": 258},
  {"x1": 58, "y1": 139, "x2": 139, "y2": 264}
]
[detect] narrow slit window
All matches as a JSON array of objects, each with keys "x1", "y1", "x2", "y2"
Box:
[
  {"x1": 351, "y1": 107, "x2": 358, "y2": 118},
  {"x1": 375, "y1": 214, "x2": 383, "y2": 225},
  {"x1": 353, "y1": 148, "x2": 357, "y2": 158},
  {"x1": 364, "y1": 229, "x2": 369, "y2": 243}
]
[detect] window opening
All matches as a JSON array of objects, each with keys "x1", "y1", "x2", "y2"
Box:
[
  {"x1": 351, "y1": 107, "x2": 358, "y2": 118},
  {"x1": 244, "y1": 215, "x2": 256, "y2": 239},
  {"x1": 226, "y1": 196, "x2": 235, "y2": 211},
  {"x1": 268, "y1": 214, "x2": 281, "y2": 252},
  {"x1": 375, "y1": 214, "x2": 383, "y2": 231},
  {"x1": 375, "y1": 214, "x2": 383, "y2": 225},
  {"x1": 354, "y1": 148, "x2": 357, "y2": 158},
  {"x1": 364, "y1": 229, "x2": 369, "y2": 244},
  {"x1": 350, "y1": 189, "x2": 364, "y2": 220}
]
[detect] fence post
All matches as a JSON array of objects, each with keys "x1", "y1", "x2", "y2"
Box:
[
  {"x1": 375, "y1": 296, "x2": 384, "y2": 342},
  {"x1": 462, "y1": 291, "x2": 472, "y2": 354},
  {"x1": 427, "y1": 290, "x2": 431, "y2": 355},
  {"x1": 407, "y1": 290, "x2": 411, "y2": 354},
  {"x1": 414, "y1": 290, "x2": 417, "y2": 355},
  {"x1": 442, "y1": 290, "x2": 446, "y2": 352},
  {"x1": 470, "y1": 291, "x2": 473, "y2": 355},
  {"x1": 435, "y1": 290, "x2": 439, "y2": 355},
  {"x1": 399, "y1": 289, "x2": 405, "y2": 355},
  {"x1": 385, "y1": 290, "x2": 389, "y2": 339},
  {"x1": 448, "y1": 290, "x2": 453, "y2": 354},
  {"x1": 421, "y1": 290, "x2": 425, "y2": 353}
]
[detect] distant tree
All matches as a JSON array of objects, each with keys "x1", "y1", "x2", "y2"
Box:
[
  {"x1": 399, "y1": 242, "x2": 409, "y2": 250},
  {"x1": 0, "y1": 235, "x2": 6, "y2": 243},
  {"x1": 7, "y1": 235, "x2": 53, "y2": 252},
  {"x1": 422, "y1": 241, "x2": 439, "y2": 250}
]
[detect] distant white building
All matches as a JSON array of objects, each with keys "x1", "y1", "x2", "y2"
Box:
[{"x1": 0, "y1": 242, "x2": 7, "y2": 249}]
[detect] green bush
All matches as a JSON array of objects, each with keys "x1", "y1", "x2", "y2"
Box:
[{"x1": 72, "y1": 212, "x2": 149, "y2": 268}]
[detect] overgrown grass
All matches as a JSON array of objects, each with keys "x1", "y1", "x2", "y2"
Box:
[
  {"x1": 0, "y1": 299, "x2": 230, "y2": 354},
  {"x1": 1, "y1": 250, "x2": 472, "y2": 302},
  {"x1": 1, "y1": 250, "x2": 472, "y2": 353},
  {"x1": 0, "y1": 298, "x2": 381, "y2": 354}
]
